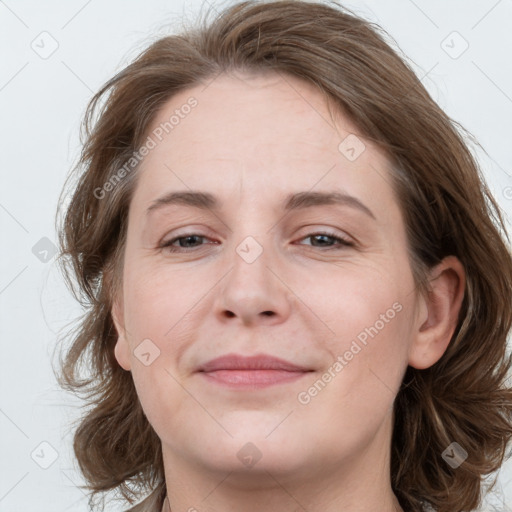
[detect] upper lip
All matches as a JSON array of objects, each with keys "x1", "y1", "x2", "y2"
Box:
[{"x1": 197, "y1": 353, "x2": 312, "y2": 372}]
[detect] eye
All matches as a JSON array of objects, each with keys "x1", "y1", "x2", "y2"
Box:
[
  {"x1": 159, "y1": 230, "x2": 354, "y2": 253},
  {"x1": 160, "y1": 234, "x2": 215, "y2": 252},
  {"x1": 297, "y1": 231, "x2": 354, "y2": 249}
]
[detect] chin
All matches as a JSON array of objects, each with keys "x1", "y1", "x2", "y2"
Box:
[{"x1": 187, "y1": 427, "x2": 312, "y2": 473}]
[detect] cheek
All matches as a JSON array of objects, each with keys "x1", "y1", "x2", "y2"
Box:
[
  {"x1": 123, "y1": 263, "x2": 188, "y2": 340},
  {"x1": 294, "y1": 293, "x2": 411, "y2": 446},
  {"x1": 129, "y1": 362, "x2": 191, "y2": 447},
  {"x1": 120, "y1": 262, "x2": 203, "y2": 413},
  {"x1": 309, "y1": 263, "x2": 412, "y2": 403},
  {"x1": 310, "y1": 263, "x2": 409, "y2": 344}
]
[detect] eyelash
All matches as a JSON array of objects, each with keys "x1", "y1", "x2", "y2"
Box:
[{"x1": 159, "y1": 231, "x2": 355, "y2": 253}]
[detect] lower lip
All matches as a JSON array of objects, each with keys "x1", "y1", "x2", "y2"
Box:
[{"x1": 198, "y1": 370, "x2": 310, "y2": 389}]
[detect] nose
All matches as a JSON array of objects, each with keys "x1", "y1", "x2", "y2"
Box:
[{"x1": 214, "y1": 237, "x2": 293, "y2": 326}]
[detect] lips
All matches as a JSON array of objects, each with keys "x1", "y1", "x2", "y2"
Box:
[
  {"x1": 196, "y1": 354, "x2": 313, "y2": 389},
  {"x1": 197, "y1": 353, "x2": 311, "y2": 372}
]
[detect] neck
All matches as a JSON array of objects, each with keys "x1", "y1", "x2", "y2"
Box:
[{"x1": 161, "y1": 494, "x2": 404, "y2": 512}]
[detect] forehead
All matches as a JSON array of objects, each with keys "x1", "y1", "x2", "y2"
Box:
[
  {"x1": 145, "y1": 71, "x2": 356, "y2": 162},
  {"x1": 130, "y1": 71, "x2": 397, "y2": 221}
]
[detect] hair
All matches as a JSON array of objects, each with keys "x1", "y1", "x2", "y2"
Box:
[{"x1": 54, "y1": 1, "x2": 512, "y2": 511}]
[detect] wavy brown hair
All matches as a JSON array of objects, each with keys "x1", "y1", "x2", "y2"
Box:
[{"x1": 54, "y1": 1, "x2": 512, "y2": 511}]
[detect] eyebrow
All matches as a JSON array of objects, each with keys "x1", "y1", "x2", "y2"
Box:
[{"x1": 146, "y1": 190, "x2": 376, "y2": 220}]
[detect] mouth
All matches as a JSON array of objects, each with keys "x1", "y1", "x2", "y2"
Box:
[{"x1": 196, "y1": 353, "x2": 313, "y2": 389}]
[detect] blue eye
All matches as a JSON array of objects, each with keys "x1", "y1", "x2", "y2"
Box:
[
  {"x1": 160, "y1": 231, "x2": 354, "y2": 253},
  {"x1": 300, "y1": 232, "x2": 354, "y2": 249}
]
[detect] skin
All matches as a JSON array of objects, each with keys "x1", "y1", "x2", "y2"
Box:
[{"x1": 112, "y1": 70, "x2": 465, "y2": 512}]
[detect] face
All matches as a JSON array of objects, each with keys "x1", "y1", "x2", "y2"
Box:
[{"x1": 112, "y1": 71, "x2": 424, "y2": 482}]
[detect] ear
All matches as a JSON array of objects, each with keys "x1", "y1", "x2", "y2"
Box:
[
  {"x1": 112, "y1": 293, "x2": 132, "y2": 371},
  {"x1": 408, "y1": 256, "x2": 466, "y2": 370}
]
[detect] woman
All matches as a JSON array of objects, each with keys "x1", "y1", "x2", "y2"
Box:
[{"x1": 55, "y1": 1, "x2": 512, "y2": 511}]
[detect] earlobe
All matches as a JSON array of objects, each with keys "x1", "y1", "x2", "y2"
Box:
[
  {"x1": 112, "y1": 296, "x2": 132, "y2": 371},
  {"x1": 408, "y1": 256, "x2": 466, "y2": 370},
  {"x1": 114, "y1": 337, "x2": 132, "y2": 371}
]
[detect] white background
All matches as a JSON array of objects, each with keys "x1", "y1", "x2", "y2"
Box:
[{"x1": 1, "y1": 0, "x2": 511, "y2": 511}]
